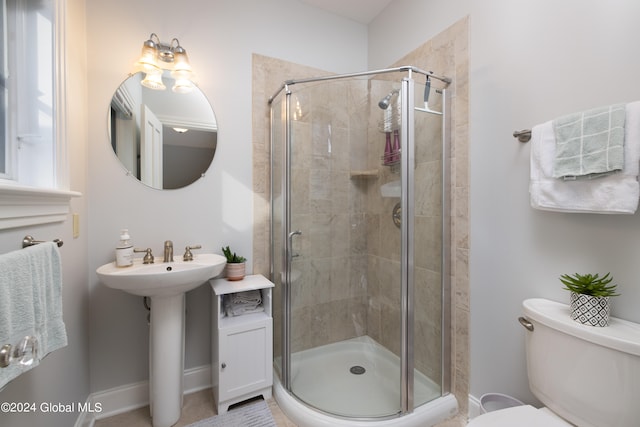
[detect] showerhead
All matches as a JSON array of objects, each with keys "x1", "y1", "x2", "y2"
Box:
[
  {"x1": 378, "y1": 89, "x2": 399, "y2": 109},
  {"x1": 378, "y1": 95, "x2": 392, "y2": 110}
]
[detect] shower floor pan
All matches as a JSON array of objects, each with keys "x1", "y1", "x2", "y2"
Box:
[{"x1": 289, "y1": 335, "x2": 441, "y2": 418}]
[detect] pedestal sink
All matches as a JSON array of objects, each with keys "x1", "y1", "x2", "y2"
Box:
[{"x1": 97, "y1": 253, "x2": 226, "y2": 427}]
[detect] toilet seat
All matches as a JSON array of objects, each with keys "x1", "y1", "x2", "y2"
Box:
[{"x1": 467, "y1": 405, "x2": 573, "y2": 427}]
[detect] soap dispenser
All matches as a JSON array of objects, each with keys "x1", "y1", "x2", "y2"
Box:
[{"x1": 115, "y1": 229, "x2": 134, "y2": 267}]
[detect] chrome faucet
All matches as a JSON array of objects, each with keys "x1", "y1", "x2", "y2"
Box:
[{"x1": 163, "y1": 240, "x2": 174, "y2": 262}]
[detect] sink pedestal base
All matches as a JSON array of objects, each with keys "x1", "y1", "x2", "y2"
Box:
[{"x1": 149, "y1": 294, "x2": 185, "y2": 427}]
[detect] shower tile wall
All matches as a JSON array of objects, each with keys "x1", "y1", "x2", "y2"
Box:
[
  {"x1": 252, "y1": 16, "x2": 469, "y2": 426},
  {"x1": 365, "y1": 79, "x2": 404, "y2": 360},
  {"x1": 364, "y1": 78, "x2": 444, "y2": 381},
  {"x1": 286, "y1": 80, "x2": 371, "y2": 352},
  {"x1": 251, "y1": 57, "x2": 327, "y2": 362},
  {"x1": 413, "y1": 114, "x2": 445, "y2": 383}
]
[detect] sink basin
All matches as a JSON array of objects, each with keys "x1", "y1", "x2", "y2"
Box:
[
  {"x1": 96, "y1": 252, "x2": 227, "y2": 427},
  {"x1": 96, "y1": 253, "x2": 226, "y2": 297}
]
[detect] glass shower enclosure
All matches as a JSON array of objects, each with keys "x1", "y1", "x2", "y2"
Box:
[{"x1": 270, "y1": 66, "x2": 451, "y2": 420}]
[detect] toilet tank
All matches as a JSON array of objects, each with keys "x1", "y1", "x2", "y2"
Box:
[{"x1": 522, "y1": 298, "x2": 640, "y2": 427}]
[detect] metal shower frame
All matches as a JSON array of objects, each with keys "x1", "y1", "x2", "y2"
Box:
[{"x1": 269, "y1": 65, "x2": 452, "y2": 419}]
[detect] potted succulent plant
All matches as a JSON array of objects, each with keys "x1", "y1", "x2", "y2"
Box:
[
  {"x1": 222, "y1": 246, "x2": 246, "y2": 281},
  {"x1": 559, "y1": 272, "x2": 619, "y2": 327}
]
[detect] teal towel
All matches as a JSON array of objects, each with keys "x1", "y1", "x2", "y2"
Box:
[
  {"x1": 0, "y1": 242, "x2": 67, "y2": 390},
  {"x1": 552, "y1": 104, "x2": 626, "y2": 179}
]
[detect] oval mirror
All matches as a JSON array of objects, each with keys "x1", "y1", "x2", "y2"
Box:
[{"x1": 108, "y1": 71, "x2": 218, "y2": 189}]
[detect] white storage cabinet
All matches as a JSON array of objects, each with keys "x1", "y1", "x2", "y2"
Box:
[{"x1": 210, "y1": 274, "x2": 274, "y2": 414}]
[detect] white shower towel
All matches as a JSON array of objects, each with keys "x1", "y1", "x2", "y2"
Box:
[
  {"x1": 0, "y1": 242, "x2": 68, "y2": 390},
  {"x1": 529, "y1": 101, "x2": 640, "y2": 213}
]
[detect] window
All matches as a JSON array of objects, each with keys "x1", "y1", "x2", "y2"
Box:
[
  {"x1": 3, "y1": 0, "x2": 55, "y2": 187},
  {"x1": 0, "y1": 0, "x2": 79, "y2": 229},
  {"x1": 0, "y1": 0, "x2": 8, "y2": 177}
]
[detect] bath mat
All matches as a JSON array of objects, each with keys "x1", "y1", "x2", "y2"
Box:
[{"x1": 186, "y1": 399, "x2": 276, "y2": 427}]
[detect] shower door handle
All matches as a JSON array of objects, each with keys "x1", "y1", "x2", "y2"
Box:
[{"x1": 288, "y1": 230, "x2": 302, "y2": 259}]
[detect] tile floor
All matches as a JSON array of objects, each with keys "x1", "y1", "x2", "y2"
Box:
[{"x1": 93, "y1": 388, "x2": 297, "y2": 427}]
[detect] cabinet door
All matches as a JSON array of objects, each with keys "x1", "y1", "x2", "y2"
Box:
[{"x1": 219, "y1": 318, "x2": 272, "y2": 402}]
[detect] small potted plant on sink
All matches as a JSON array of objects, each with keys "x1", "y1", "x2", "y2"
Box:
[
  {"x1": 559, "y1": 272, "x2": 619, "y2": 327},
  {"x1": 222, "y1": 246, "x2": 246, "y2": 281}
]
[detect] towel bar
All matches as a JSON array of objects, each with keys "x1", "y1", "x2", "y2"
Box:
[
  {"x1": 513, "y1": 129, "x2": 531, "y2": 143},
  {"x1": 22, "y1": 235, "x2": 63, "y2": 248}
]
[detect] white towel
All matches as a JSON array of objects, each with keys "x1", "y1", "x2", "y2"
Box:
[
  {"x1": 530, "y1": 101, "x2": 640, "y2": 214},
  {"x1": 0, "y1": 242, "x2": 67, "y2": 389}
]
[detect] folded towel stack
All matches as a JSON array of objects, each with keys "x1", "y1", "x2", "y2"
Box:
[
  {"x1": 224, "y1": 290, "x2": 263, "y2": 317},
  {"x1": 0, "y1": 242, "x2": 68, "y2": 390},
  {"x1": 530, "y1": 101, "x2": 640, "y2": 214}
]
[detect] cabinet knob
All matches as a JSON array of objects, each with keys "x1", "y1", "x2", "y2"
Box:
[{"x1": 221, "y1": 362, "x2": 226, "y2": 369}]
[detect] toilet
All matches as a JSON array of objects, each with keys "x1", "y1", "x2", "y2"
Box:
[{"x1": 468, "y1": 298, "x2": 640, "y2": 427}]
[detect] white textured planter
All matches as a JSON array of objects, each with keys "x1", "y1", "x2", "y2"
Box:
[
  {"x1": 226, "y1": 262, "x2": 245, "y2": 281},
  {"x1": 570, "y1": 292, "x2": 610, "y2": 327}
]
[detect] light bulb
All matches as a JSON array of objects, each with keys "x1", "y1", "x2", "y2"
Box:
[
  {"x1": 172, "y1": 78, "x2": 193, "y2": 94},
  {"x1": 138, "y1": 40, "x2": 159, "y2": 73},
  {"x1": 141, "y1": 71, "x2": 166, "y2": 90}
]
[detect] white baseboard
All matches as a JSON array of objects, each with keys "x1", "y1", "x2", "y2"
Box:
[
  {"x1": 74, "y1": 364, "x2": 211, "y2": 427},
  {"x1": 74, "y1": 407, "x2": 95, "y2": 427}
]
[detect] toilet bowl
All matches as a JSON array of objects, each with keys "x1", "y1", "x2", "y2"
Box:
[
  {"x1": 468, "y1": 298, "x2": 640, "y2": 427},
  {"x1": 467, "y1": 405, "x2": 572, "y2": 426}
]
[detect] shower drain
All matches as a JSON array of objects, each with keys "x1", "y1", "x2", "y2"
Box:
[{"x1": 350, "y1": 365, "x2": 366, "y2": 375}]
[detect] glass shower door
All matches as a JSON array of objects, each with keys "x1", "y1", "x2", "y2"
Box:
[
  {"x1": 271, "y1": 69, "x2": 450, "y2": 421},
  {"x1": 411, "y1": 80, "x2": 448, "y2": 408},
  {"x1": 270, "y1": 90, "x2": 285, "y2": 380},
  {"x1": 284, "y1": 79, "x2": 405, "y2": 418}
]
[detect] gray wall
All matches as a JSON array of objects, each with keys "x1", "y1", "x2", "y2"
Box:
[{"x1": 371, "y1": 0, "x2": 640, "y2": 406}]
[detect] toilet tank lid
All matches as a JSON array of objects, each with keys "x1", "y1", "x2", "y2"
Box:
[{"x1": 523, "y1": 298, "x2": 640, "y2": 356}]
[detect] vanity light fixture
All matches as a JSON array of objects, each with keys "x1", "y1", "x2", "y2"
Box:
[{"x1": 137, "y1": 33, "x2": 194, "y2": 94}]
